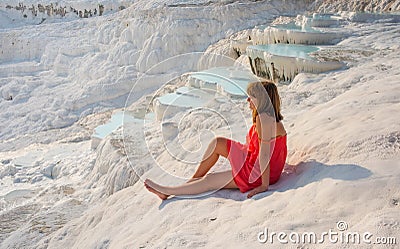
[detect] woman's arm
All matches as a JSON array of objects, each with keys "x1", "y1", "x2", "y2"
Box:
[{"x1": 247, "y1": 114, "x2": 274, "y2": 198}]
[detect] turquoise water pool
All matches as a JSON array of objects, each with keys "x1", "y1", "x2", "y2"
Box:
[
  {"x1": 157, "y1": 91, "x2": 208, "y2": 107},
  {"x1": 94, "y1": 111, "x2": 139, "y2": 139},
  {"x1": 190, "y1": 67, "x2": 258, "y2": 97},
  {"x1": 247, "y1": 44, "x2": 319, "y2": 60}
]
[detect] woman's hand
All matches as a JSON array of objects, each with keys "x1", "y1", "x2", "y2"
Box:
[{"x1": 247, "y1": 185, "x2": 268, "y2": 198}]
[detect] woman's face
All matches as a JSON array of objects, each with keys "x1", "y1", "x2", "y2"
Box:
[{"x1": 247, "y1": 95, "x2": 257, "y2": 110}]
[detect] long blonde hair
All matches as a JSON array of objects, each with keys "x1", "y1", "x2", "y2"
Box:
[{"x1": 247, "y1": 81, "x2": 283, "y2": 123}]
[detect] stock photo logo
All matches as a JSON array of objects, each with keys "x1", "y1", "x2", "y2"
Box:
[{"x1": 257, "y1": 221, "x2": 398, "y2": 245}]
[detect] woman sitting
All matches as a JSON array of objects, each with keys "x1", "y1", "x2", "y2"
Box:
[{"x1": 145, "y1": 81, "x2": 287, "y2": 199}]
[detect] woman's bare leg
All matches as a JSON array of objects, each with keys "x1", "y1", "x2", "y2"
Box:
[
  {"x1": 188, "y1": 137, "x2": 229, "y2": 182},
  {"x1": 145, "y1": 171, "x2": 237, "y2": 200}
]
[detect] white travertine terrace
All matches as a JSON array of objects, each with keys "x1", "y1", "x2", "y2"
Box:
[
  {"x1": 247, "y1": 44, "x2": 344, "y2": 82},
  {"x1": 153, "y1": 86, "x2": 213, "y2": 121},
  {"x1": 153, "y1": 67, "x2": 259, "y2": 121},
  {"x1": 251, "y1": 23, "x2": 342, "y2": 46},
  {"x1": 231, "y1": 12, "x2": 345, "y2": 56},
  {"x1": 300, "y1": 13, "x2": 342, "y2": 27},
  {"x1": 188, "y1": 67, "x2": 259, "y2": 98}
]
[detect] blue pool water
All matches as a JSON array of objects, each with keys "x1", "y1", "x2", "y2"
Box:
[
  {"x1": 157, "y1": 91, "x2": 208, "y2": 107},
  {"x1": 248, "y1": 44, "x2": 319, "y2": 60},
  {"x1": 190, "y1": 67, "x2": 259, "y2": 97},
  {"x1": 94, "y1": 111, "x2": 139, "y2": 139}
]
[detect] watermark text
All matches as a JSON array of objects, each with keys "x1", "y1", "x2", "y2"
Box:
[{"x1": 257, "y1": 221, "x2": 397, "y2": 245}]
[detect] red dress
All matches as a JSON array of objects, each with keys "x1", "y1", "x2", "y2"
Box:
[{"x1": 226, "y1": 124, "x2": 287, "y2": 193}]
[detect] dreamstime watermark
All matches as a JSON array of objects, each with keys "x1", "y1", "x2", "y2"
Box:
[{"x1": 257, "y1": 221, "x2": 397, "y2": 245}]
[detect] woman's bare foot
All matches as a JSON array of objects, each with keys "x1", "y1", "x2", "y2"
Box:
[{"x1": 144, "y1": 179, "x2": 169, "y2": 200}]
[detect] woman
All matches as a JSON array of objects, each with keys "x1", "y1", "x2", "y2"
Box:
[{"x1": 145, "y1": 81, "x2": 287, "y2": 199}]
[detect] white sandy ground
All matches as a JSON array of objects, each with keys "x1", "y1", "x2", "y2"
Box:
[{"x1": 1, "y1": 0, "x2": 400, "y2": 248}]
